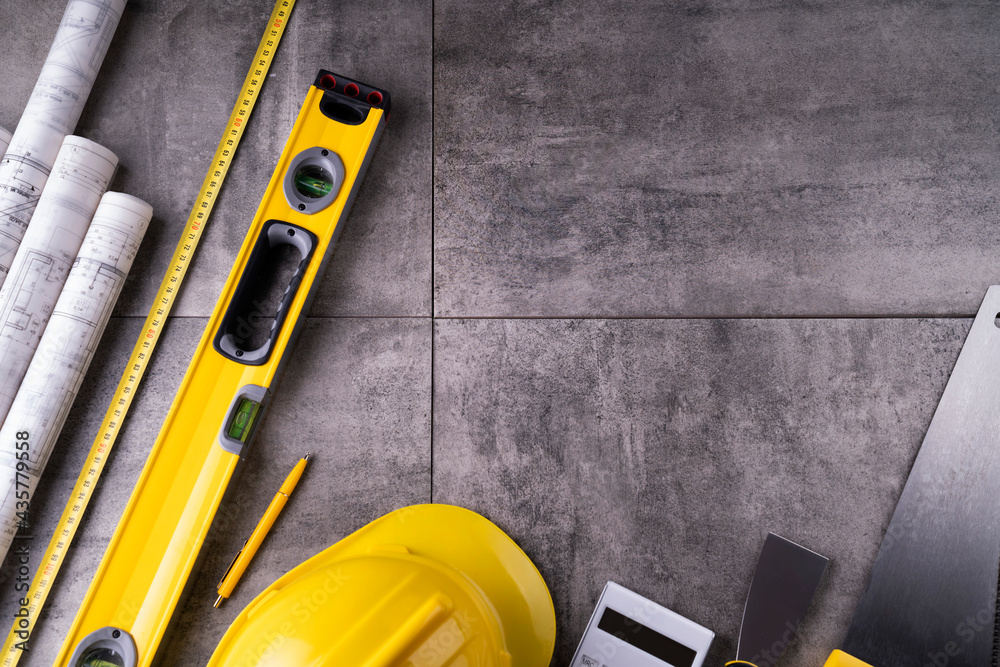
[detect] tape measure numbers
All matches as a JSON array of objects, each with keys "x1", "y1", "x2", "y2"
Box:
[{"x1": 0, "y1": 1, "x2": 296, "y2": 664}]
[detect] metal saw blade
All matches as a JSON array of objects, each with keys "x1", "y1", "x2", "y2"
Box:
[{"x1": 842, "y1": 286, "x2": 1000, "y2": 667}]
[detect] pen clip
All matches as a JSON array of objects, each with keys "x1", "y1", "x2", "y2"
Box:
[{"x1": 218, "y1": 539, "x2": 248, "y2": 588}]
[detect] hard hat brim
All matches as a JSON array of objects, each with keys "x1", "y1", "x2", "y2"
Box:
[{"x1": 210, "y1": 504, "x2": 556, "y2": 667}]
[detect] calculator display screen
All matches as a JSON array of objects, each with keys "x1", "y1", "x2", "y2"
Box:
[{"x1": 598, "y1": 607, "x2": 697, "y2": 667}]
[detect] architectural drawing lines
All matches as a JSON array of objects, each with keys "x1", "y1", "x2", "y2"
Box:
[
  {"x1": 0, "y1": 0, "x2": 126, "y2": 285},
  {"x1": 0, "y1": 136, "x2": 116, "y2": 428},
  {"x1": 0, "y1": 191, "x2": 150, "y2": 559}
]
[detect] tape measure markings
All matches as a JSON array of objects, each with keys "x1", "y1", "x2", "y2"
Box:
[{"x1": 0, "y1": 1, "x2": 295, "y2": 664}]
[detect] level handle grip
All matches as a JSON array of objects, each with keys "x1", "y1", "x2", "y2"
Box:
[
  {"x1": 213, "y1": 220, "x2": 317, "y2": 365},
  {"x1": 824, "y1": 650, "x2": 874, "y2": 666}
]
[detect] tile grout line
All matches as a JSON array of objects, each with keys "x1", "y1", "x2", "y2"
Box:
[
  {"x1": 121, "y1": 313, "x2": 979, "y2": 321},
  {"x1": 423, "y1": 313, "x2": 979, "y2": 320},
  {"x1": 429, "y1": 0, "x2": 436, "y2": 506}
]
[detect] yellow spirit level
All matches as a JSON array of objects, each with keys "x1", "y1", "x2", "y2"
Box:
[{"x1": 55, "y1": 70, "x2": 390, "y2": 667}]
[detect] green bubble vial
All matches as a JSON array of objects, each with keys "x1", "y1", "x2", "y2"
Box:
[{"x1": 227, "y1": 398, "x2": 261, "y2": 443}]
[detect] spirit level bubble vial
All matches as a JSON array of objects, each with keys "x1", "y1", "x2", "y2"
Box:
[{"x1": 55, "y1": 70, "x2": 391, "y2": 667}]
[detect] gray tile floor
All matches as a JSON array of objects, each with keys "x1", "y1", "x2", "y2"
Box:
[{"x1": 0, "y1": 0, "x2": 995, "y2": 665}]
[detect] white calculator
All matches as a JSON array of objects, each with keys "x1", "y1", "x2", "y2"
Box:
[{"x1": 570, "y1": 581, "x2": 714, "y2": 667}]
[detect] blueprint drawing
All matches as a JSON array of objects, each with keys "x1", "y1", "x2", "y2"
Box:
[
  {"x1": 0, "y1": 191, "x2": 150, "y2": 559},
  {"x1": 0, "y1": 136, "x2": 117, "y2": 427},
  {"x1": 0, "y1": 0, "x2": 126, "y2": 286}
]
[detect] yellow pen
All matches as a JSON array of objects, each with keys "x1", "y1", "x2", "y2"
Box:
[{"x1": 214, "y1": 454, "x2": 310, "y2": 607}]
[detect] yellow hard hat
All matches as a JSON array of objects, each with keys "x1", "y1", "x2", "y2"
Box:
[{"x1": 208, "y1": 504, "x2": 556, "y2": 667}]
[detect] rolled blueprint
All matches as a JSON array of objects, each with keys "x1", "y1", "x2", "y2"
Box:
[
  {"x1": 0, "y1": 0, "x2": 127, "y2": 285},
  {"x1": 0, "y1": 128, "x2": 11, "y2": 157},
  {"x1": 0, "y1": 192, "x2": 150, "y2": 560},
  {"x1": 0, "y1": 136, "x2": 118, "y2": 428}
]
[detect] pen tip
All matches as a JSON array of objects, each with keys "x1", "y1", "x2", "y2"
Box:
[
  {"x1": 214, "y1": 595, "x2": 224, "y2": 608},
  {"x1": 304, "y1": 453, "x2": 311, "y2": 461}
]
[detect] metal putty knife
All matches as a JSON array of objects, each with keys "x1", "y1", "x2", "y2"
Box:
[{"x1": 728, "y1": 533, "x2": 829, "y2": 667}]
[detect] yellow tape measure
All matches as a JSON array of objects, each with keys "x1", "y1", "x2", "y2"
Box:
[{"x1": 0, "y1": 1, "x2": 296, "y2": 663}]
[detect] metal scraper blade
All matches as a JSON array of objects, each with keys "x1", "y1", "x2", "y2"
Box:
[
  {"x1": 736, "y1": 533, "x2": 829, "y2": 666},
  {"x1": 842, "y1": 286, "x2": 1000, "y2": 667}
]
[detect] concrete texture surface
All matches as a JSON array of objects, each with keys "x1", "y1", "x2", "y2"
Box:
[
  {"x1": 0, "y1": 0, "x2": 995, "y2": 666},
  {"x1": 434, "y1": 0, "x2": 1000, "y2": 318},
  {"x1": 433, "y1": 317, "x2": 967, "y2": 664}
]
